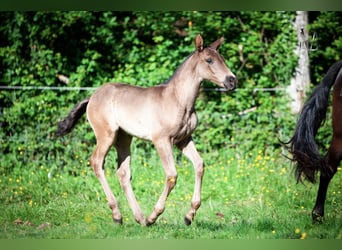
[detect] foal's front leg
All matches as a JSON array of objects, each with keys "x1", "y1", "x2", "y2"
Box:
[
  {"x1": 146, "y1": 138, "x2": 178, "y2": 226},
  {"x1": 177, "y1": 137, "x2": 204, "y2": 226}
]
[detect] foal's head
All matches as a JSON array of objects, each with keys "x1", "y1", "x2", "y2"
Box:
[{"x1": 193, "y1": 34, "x2": 237, "y2": 91}]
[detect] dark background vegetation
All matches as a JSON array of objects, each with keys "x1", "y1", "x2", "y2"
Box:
[{"x1": 1, "y1": 11, "x2": 342, "y2": 177}]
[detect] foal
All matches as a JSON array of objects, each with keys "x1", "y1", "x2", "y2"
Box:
[{"x1": 57, "y1": 34, "x2": 237, "y2": 226}]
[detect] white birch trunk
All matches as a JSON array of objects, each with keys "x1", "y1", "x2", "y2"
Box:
[{"x1": 287, "y1": 11, "x2": 310, "y2": 114}]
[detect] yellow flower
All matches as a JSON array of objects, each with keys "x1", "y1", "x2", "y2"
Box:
[
  {"x1": 300, "y1": 232, "x2": 307, "y2": 239},
  {"x1": 295, "y1": 228, "x2": 300, "y2": 234},
  {"x1": 85, "y1": 214, "x2": 92, "y2": 223}
]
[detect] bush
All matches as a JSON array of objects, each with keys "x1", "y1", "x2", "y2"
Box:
[{"x1": 1, "y1": 11, "x2": 342, "y2": 175}]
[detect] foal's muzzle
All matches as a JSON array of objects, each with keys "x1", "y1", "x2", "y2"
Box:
[{"x1": 223, "y1": 75, "x2": 238, "y2": 91}]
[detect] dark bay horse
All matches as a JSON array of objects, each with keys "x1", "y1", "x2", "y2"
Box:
[
  {"x1": 56, "y1": 34, "x2": 237, "y2": 226},
  {"x1": 287, "y1": 60, "x2": 342, "y2": 222}
]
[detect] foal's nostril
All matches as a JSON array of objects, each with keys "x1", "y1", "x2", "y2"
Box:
[{"x1": 228, "y1": 76, "x2": 237, "y2": 84}]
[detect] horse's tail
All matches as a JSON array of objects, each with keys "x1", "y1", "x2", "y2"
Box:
[
  {"x1": 56, "y1": 98, "x2": 90, "y2": 136},
  {"x1": 287, "y1": 60, "x2": 342, "y2": 183}
]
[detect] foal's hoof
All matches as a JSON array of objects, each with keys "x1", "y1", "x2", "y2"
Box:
[
  {"x1": 135, "y1": 218, "x2": 147, "y2": 226},
  {"x1": 145, "y1": 218, "x2": 155, "y2": 227},
  {"x1": 113, "y1": 217, "x2": 123, "y2": 225},
  {"x1": 184, "y1": 216, "x2": 192, "y2": 226}
]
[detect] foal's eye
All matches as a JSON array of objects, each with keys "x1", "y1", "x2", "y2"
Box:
[{"x1": 206, "y1": 58, "x2": 213, "y2": 64}]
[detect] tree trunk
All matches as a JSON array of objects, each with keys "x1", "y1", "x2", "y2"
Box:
[{"x1": 287, "y1": 11, "x2": 310, "y2": 114}]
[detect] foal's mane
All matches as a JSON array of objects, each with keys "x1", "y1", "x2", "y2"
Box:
[{"x1": 161, "y1": 51, "x2": 196, "y2": 86}]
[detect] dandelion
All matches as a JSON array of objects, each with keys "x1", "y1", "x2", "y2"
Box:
[
  {"x1": 295, "y1": 228, "x2": 300, "y2": 234},
  {"x1": 85, "y1": 214, "x2": 92, "y2": 223},
  {"x1": 255, "y1": 154, "x2": 262, "y2": 161},
  {"x1": 29, "y1": 200, "x2": 33, "y2": 207},
  {"x1": 280, "y1": 168, "x2": 286, "y2": 175},
  {"x1": 300, "y1": 232, "x2": 307, "y2": 239}
]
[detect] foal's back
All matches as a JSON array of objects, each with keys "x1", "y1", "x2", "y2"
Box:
[{"x1": 86, "y1": 82, "x2": 179, "y2": 141}]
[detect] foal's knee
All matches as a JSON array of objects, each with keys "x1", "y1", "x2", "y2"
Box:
[{"x1": 167, "y1": 174, "x2": 178, "y2": 189}]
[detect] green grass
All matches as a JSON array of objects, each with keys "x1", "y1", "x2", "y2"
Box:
[{"x1": 1, "y1": 146, "x2": 341, "y2": 239}]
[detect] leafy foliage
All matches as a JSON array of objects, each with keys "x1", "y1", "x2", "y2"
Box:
[{"x1": 1, "y1": 11, "x2": 342, "y2": 176}]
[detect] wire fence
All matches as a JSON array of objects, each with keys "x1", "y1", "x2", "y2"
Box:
[
  {"x1": 1, "y1": 84, "x2": 311, "y2": 172},
  {"x1": 0, "y1": 85, "x2": 288, "y2": 92},
  {"x1": 0, "y1": 85, "x2": 293, "y2": 148}
]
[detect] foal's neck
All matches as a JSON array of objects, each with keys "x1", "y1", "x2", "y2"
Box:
[{"x1": 167, "y1": 55, "x2": 202, "y2": 111}]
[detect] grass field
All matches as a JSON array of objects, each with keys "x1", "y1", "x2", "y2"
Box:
[{"x1": 1, "y1": 145, "x2": 341, "y2": 239}]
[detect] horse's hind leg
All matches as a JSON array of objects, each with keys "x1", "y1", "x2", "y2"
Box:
[
  {"x1": 312, "y1": 138, "x2": 341, "y2": 222},
  {"x1": 177, "y1": 138, "x2": 204, "y2": 226},
  {"x1": 313, "y1": 83, "x2": 342, "y2": 222},
  {"x1": 90, "y1": 127, "x2": 122, "y2": 224},
  {"x1": 115, "y1": 130, "x2": 145, "y2": 225}
]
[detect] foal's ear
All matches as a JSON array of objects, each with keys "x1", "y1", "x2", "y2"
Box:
[
  {"x1": 209, "y1": 36, "x2": 224, "y2": 50},
  {"x1": 195, "y1": 34, "x2": 204, "y2": 52}
]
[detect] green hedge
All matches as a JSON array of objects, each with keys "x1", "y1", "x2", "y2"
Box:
[{"x1": 1, "y1": 11, "x2": 341, "y2": 175}]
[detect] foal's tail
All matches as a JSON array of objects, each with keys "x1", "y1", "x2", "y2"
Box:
[
  {"x1": 287, "y1": 60, "x2": 342, "y2": 183},
  {"x1": 56, "y1": 98, "x2": 89, "y2": 136}
]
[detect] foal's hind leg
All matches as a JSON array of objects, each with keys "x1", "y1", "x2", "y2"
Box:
[
  {"x1": 90, "y1": 129, "x2": 123, "y2": 224},
  {"x1": 312, "y1": 140, "x2": 341, "y2": 222},
  {"x1": 115, "y1": 130, "x2": 145, "y2": 225},
  {"x1": 177, "y1": 137, "x2": 204, "y2": 226}
]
